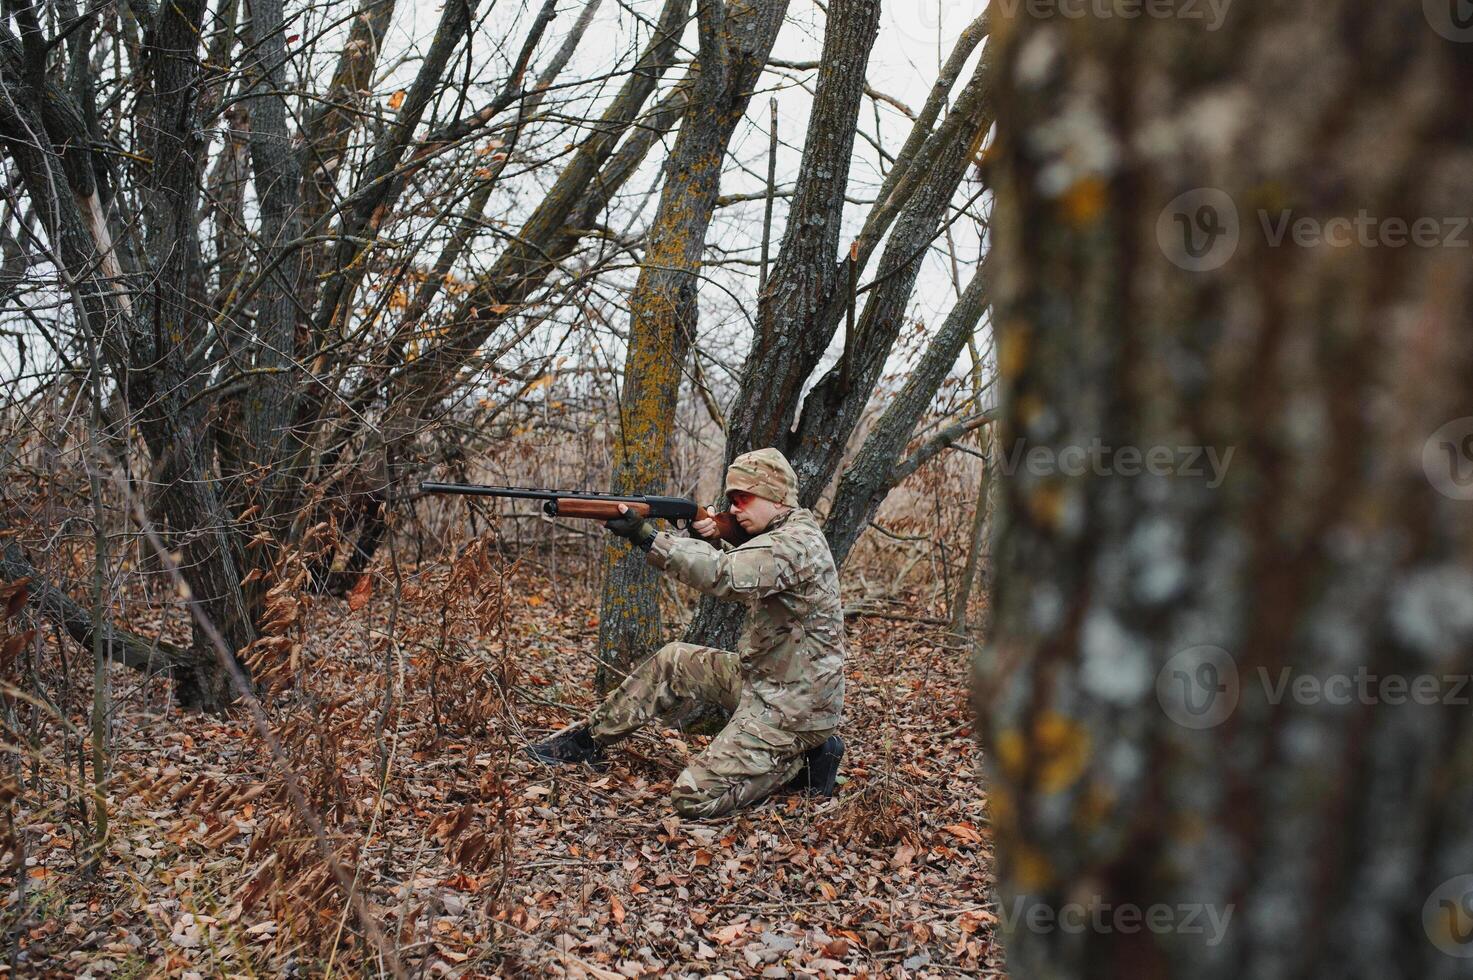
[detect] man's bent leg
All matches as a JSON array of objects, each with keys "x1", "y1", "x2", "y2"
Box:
[
  {"x1": 671, "y1": 715, "x2": 833, "y2": 819},
  {"x1": 588, "y1": 642, "x2": 740, "y2": 744}
]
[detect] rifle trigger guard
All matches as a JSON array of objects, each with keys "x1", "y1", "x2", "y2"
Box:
[{"x1": 673, "y1": 517, "x2": 691, "y2": 531}]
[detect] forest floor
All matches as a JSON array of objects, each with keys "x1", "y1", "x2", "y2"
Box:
[{"x1": 5, "y1": 554, "x2": 999, "y2": 978}]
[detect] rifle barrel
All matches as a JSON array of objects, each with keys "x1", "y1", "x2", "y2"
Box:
[{"x1": 418, "y1": 482, "x2": 651, "y2": 504}]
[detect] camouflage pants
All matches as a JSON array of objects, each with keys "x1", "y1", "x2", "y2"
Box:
[{"x1": 587, "y1": 642, "x2": 832, "y2": 818}]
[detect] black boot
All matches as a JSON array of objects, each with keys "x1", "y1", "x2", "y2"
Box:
[
  {"x1": 526, "y1": 724, "x2": 607, "y2": 767},
  {"x1": 787, "y1": 735, "x2": 845, "y2": 798}
]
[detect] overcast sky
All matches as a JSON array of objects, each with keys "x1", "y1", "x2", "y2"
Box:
[
  {"x1": 0, "y1": 0, "x2": 993, "y2": 415},
  {"x1": 373, "y1": 0, "x2": 994, "y2": 394}
]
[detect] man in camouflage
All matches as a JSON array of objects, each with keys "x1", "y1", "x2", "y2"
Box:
[{"x1": 527, "y1": 448, "x2": 847, "y2": 819}]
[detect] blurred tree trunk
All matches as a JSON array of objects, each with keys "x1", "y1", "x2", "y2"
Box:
[
  {"x1": 975, "y1": 4, "x2": 1473, "y2": 979},
  {"x1": 595, "y1": 0, "x2": 791, "y2": 690}
]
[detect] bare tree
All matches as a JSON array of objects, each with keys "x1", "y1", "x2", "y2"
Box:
[
  {"x1": 683, "y1": 12, "x2": 995, "y2": 653},
  {"x1": 594, "y1": 0, "x2": 792, "y2": 688},
  {"x1": 0, "y1": 0, "x2": 704, "y2": 708}
]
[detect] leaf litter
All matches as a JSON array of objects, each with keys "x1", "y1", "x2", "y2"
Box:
[{"x1": 2, "y1": 553, "x2": 1000, "y2": 977}]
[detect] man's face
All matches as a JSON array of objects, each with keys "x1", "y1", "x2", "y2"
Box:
[{"x1": 727, "y1": 490, "x2": 788, "y2": 534}]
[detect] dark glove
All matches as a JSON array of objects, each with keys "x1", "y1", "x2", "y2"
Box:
[{"x1": 605, "y1": 510, "x2": 657, "y2": 551}]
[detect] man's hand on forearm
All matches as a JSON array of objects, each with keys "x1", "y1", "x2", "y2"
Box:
[{"x1": 605, "y1": 504, "x2": 657, "y2": 551}]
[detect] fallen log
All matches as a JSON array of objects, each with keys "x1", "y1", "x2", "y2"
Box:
[{"x1": 2, "y1": 538, "x2": 202, "y2": 677}]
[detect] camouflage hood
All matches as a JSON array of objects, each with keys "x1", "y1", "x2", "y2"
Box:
[{"x1": 725, "y1": 448, "x2": 799, "y2": 508}]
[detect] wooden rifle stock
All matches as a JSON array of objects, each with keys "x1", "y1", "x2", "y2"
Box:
[
  {"x1": 553, "y1": 499, "x2": 745, "y2": 543},
  {"x1": 695, "y1": 507, "x2": 746, "y2": 543},
  {"x1": 550, "y1": 498, "x2": 649, "y2": 520}
]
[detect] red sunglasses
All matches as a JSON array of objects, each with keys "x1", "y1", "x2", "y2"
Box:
[{"x1": 727, "y1": 490, "x2": 757, "y2": 509}]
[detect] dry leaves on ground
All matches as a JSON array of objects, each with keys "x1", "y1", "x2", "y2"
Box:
[{"x1": 3, "y1": 557, "x2": 1000, "y2": 978}]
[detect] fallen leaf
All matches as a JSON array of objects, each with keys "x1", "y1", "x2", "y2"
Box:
[
  {"x1": 711, "y1": 922, "x2": 747, "y2": 945},
  {"x1": 944, "y1": 822, "x2": 983, "y2": 844},
  {"x1": 347, "y1": 575, "x2": 372, "y2": 611}
]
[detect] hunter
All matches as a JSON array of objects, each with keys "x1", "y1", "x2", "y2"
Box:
[{"x1": 527, "y1": 448, "x2": 847, "y2": 819}]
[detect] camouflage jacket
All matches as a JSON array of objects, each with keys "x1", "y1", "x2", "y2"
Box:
[{"x1": 648, "y1": 508, "x2": 846, "y2": 731}]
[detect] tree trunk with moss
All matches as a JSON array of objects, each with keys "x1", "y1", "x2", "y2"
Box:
[
  {"x1": 595, "y1": 0, "x2": 791, "y2": 691},
  {"x1": 975, "y1": 4, "x2": 1473, "y2": 978}
]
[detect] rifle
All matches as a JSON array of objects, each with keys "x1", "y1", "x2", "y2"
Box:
[{"x1": 419, "y1": 482, "x2": 750, "y2": 544}]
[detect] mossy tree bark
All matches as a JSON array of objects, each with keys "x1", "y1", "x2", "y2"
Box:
[
  {"x1": 975, "y1": 4, "x2": 1473, "y2": 978},
  {"x1": 596, "y1": 0, "x2": 791, "y2": 691}
]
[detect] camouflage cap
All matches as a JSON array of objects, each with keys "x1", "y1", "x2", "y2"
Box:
[{"x1": 725, "y1": 448, "x2": 799, "y2": 507}]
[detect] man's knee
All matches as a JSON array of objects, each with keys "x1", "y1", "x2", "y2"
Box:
[
  {"x1": 654, "y1": 640, "x2": 687, "y2": 659},
  {"x1": 670, "y1": 783, "x2": 735, "y2": 819},
  {"x1": 670, "y1": 766, "x2": 737, "y2": 819},
  {"x1": 616, "y1": 642, "x2": 693, "y2": 692}
]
